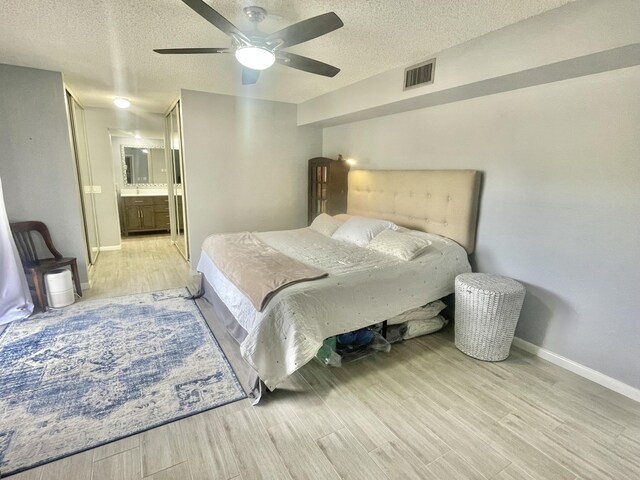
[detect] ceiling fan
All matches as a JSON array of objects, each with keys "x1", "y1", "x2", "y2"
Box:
[{"x1": 154, "y1": 0, "x2": 344, "y2": 85}]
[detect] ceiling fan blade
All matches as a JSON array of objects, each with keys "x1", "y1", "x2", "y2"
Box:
[
  {"x1": 154, "y1": 48, "x2": 229, "y2": 54},
  {"x1": 277, "y1": 52, "x2": 340, "y2": 77},
  {"x1": 266, "y1": 12, "x2": 343, "y2": 48},
  {"x1": 181, "y1": 0, "x2": 250, "y2": 43},
  {"x1": 242, "y1": 68, "x2": 261, "y2": 85}
]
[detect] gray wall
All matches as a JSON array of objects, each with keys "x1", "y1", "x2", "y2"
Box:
[
  {"x1": 299, "y1": 0, "x2": 640, "y2": 126},
  {"x1": 323, "y1": 65, "x2": 640, "y2": 389},
  {"x1": 310, "y1": 0, "x2": 640, "y2": 392},
  {"x1": 83, "y1": 108, "x2": 165, "y2": 248},
  {"x1": 0, "y1": 64, "x2": 89, "y2": 283},
  {"x1": 180, "y1": 90, "x2": 322, "y2": 265}
]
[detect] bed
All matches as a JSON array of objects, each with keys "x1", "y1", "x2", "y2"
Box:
[{"x1": 196, "y1": 169, "x2": 481, "y2": 399}]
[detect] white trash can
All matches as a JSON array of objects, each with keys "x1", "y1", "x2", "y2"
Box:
[{"x1": 45, "y1": 268, "x2": 75, "y2": 308}]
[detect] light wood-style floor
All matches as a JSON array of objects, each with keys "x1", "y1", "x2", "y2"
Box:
[
  {"x1": 8, "y1": 235, "x2": 640, "y2": 480},
  {"x1": 83, "y1": 234, "x2": 199, "y2": 300}
]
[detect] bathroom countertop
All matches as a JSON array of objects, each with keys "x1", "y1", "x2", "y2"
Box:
[{"x1": 120, "y1": 190, "x2": 168, "y2": 197}]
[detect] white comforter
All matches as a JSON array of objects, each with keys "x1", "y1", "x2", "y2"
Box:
[{"x1": 197, "y1": 227, "x2": 470, "y2": 390}]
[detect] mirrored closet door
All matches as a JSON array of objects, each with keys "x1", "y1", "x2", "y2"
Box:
[
  {"x1": 67, "y1": 91, "x2": 100, "y2": 265},
  {"x1": 165, "y1": 101, "x2": 189, "y2": 260}
]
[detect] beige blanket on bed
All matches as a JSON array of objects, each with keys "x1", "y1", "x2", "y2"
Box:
[{"x1": 201, "y1": 232, "x2": 328, "y2": 311}]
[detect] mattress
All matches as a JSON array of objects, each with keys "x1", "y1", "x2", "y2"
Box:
[{"x1": 197, "y1": 227, "x2": 471, "y2": 390}]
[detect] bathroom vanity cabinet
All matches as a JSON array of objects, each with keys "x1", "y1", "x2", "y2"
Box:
[{"x1": 122, "y1": 195, "x2": 170, "y2": 235}]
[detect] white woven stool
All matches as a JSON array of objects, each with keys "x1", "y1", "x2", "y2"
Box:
[{"x1": 454, "y1": 273, "x2": 525, "y2": 361}]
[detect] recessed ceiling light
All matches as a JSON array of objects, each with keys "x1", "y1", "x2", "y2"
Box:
[
  {"x1": 114, "y1": 97, "x2": 131, "y2": 109},
  {"x1": 134, "y1": 134, "x2": 141, "y2": 139}
]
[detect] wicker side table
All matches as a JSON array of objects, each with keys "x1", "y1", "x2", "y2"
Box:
[{"x1": 454, "y1": 273, "x2": 525, "y2": 361}]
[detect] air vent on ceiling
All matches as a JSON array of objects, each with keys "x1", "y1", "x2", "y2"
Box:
[{"x1": 404, "y1": 58, "x2": 435, "y2": 90}]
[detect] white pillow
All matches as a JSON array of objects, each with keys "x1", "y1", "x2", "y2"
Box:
[
  {"x1": 367, "y1": 229, "x2": 432, "y2": 261},
  {"x1": 309, "y1": 213, "x2": 343, "y2": 237},
  {"x1": 386, "y1": 300, "x2": 446, "y2": 325},
  {"x1": 331, "y1": 216, "x2": 398, "y2": 247},
  {"x1": 404, "y1": 315, "x2": 448, "y2": 339},
  {"x1": 333, "y1": 213, "x2": 352, "y2": 223}
]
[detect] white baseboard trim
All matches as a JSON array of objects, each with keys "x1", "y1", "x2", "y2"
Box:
[
  {"x1": 80, "y1": 281, "x2": 91, "y2": 290},
  {"x1": 99, "y1": 245, "x2": 121, "y2": 251},
  {"x1": 512, "y1": 337, "x2": 640, "y2": 403}
]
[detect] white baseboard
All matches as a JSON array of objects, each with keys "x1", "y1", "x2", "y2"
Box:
[
  {"x1": 80, "y1": 281, "x2": 91, "y2": 290},
  {"x1": 512, "y1": 337, "x2": 640, "y2": 403},
  {"x1": 99, "y1": 245, "x2": 121, "y2": 251}
]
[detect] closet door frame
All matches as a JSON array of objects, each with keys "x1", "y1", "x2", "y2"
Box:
[
  {"x1": 164, "y1": 98, "x2": 189, "y2": 261},
  {"x1": 66, "y1": 89, "x2": 100, "y2": 266}
]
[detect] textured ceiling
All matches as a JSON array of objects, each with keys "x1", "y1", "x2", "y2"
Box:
[{"x1": 0, "y1": 0, "x2": 573, "y2": 113}]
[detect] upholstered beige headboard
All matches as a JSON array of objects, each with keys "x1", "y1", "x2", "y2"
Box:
[{"x1": 347, "y1": 169, "x2": 481, "y2": 254}]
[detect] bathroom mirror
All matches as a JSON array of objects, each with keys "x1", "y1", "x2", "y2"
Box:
[{"x1": 121, "y1": 145, "x2": 167, "y2": 186}]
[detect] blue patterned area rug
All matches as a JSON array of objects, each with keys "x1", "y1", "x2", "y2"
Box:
[{"x1": 0, "y1": 288, "x2": 246, "y2": 477}]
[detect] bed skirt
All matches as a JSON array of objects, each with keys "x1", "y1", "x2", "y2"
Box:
[
  {"x1": 196, "y1": 275, "x2": 266, "y2": 403},
  {"x1": 193, "y1": 274, "x2": 453, "y2": 404}
]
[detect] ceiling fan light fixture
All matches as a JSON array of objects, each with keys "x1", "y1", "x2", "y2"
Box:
[
  {"x1": 155, "y1": 3, "x2": 343, "y2": 85},
  {"x1": 113, "y1": 97, "x2": 131, "y2": 109},
  {"x1": 235, "y1": 46, "x2": 275, "y2": 71}
]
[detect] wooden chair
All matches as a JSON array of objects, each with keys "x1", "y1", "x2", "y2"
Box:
[{"x1": 10, "y1": 221, "x2": 82, "y2": 312}]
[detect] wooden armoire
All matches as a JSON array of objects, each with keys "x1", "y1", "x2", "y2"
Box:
[{"x1": 307, "y1": 157, "x2": 350, "y2": 225}]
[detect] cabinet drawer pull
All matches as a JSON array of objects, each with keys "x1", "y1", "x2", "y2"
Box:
[{"x1": 134, "y1": 200, "x2": 144, "y2": 203}]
